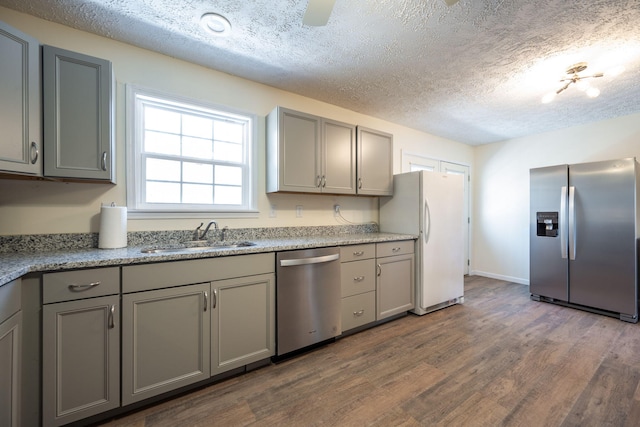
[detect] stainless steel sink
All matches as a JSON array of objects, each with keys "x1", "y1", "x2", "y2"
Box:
[{"x1": 141, "y1": 241, "x2": 255, "y2": 254}]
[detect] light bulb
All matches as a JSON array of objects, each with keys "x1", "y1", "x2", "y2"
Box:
[
  {"x1": 586, "y1": 87, "x2": 600, "y2": 98},
  {"x1": 575, "y1": 80, "x2": 590, "y2": 92},
  {"x1": 541, "y1": 92, "x2": 556, "y2": 104}
]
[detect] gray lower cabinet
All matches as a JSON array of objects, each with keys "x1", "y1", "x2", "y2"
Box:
[
  {"x1": 340, "y1": 245, "x2": 377, "y2": 332},
  {"x1": 42, "y1": 295, "x2": 120, "y2": 427},
  {"x1": 376, "y1": 241, "x2": 415, "y2": 320},
  {"x1": 0, "y1": 21, "x2": 41, "y2": 176},
  {"x1": 41, "y1": 267, "x2": 120, "y2": 427},
  {"x1": 42, "y1": 45, "x2": 115, "y2": 182},
  {"x1": 122, "y1": 282, "x2": 211, "y2": 406},
  {"x1": 0, "y1": 279, "x2": 21, "y2": 427},
  {"x1": 211, "y1": 273, "x2": 275, "y2": 375}
]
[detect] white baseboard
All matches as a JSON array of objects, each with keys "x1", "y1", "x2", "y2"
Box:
[{"x1": 469, "y1": 270, "x2": 529, "y2": 286}]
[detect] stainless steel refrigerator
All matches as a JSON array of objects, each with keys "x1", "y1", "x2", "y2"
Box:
[
  {"x1": 530, "y1": 158, "x2": 640, "y2": 322},
  {"x1": 380, "y1": 170, "x2": 465, "y2": 315}
]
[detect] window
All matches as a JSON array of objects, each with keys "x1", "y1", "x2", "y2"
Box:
[{"x1": 126, "y1": 86, "x2": 256, "y2": 216}]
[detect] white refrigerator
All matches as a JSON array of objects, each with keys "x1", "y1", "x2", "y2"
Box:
[{"x1": 379, "y1": 171, "x2": 465, "y2": 315}]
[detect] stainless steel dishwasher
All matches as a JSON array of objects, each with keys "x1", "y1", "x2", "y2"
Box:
[{"x1": 276, "y1": 247, "x2": 341, "y2": 356}]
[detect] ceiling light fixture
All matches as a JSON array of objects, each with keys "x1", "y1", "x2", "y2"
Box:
[
  {"x1": 541, "y1": 62, "x2": 604, "y2": 104},
  {"x1": 200, "y1": 13, "x2": 231, "y2": 36}
]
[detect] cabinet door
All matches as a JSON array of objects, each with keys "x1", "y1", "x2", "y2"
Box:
[
  {"x1": 357, "y1": 126, "x2": 393, "y2": 196},
  {"x1": 267, "y1": 107, "x2": 321, "y2": 193},
  {"x1": 0, "y1": 311, "x2": 21, "y2": 427},
  {"x1": 377, "y1": 254, "x2": 415, "y2": 320},
  {"x1": 122, "y1": 283, "x2": 210, "y2": 405},
  {"x1": 0, "y1": 21, "x2": 41, "y2": 176},
  {"x1": 322, "y1": 118, "x2": 356, "y2": 194},
  {"x1": 212, "y1": 274, "x2": 275, "y2": 376},
  {"x1": 42, "y1": 295, "x2": 119, "y2": 427},
  {"x1": 42, "y1": 45, "x2": 114, "y2": 182}
]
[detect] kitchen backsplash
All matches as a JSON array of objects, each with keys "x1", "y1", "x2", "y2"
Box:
[{"x1": 0, "y1": 224, "x2": 379, "y2": 253}]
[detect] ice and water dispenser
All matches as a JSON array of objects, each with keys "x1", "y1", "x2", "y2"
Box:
[{"x1": 536, "y1": 212, "x2": 558, "y2": 237}]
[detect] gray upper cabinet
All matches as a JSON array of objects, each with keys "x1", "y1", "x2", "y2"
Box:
[
  {"x1": 42, "y1": 45, "x2": 115, "y2": 182},
  {"x1": 267, "y1": 106, "x2": 356, "y2": 195},
  {"x1": 356, "y1": 126, "x2": 393, "y2": 196},
  {"x1": 0, "y1": 21, "x2": 42, "y2": 176}
]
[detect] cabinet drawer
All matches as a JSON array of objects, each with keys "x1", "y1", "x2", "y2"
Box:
[
  {"x1": 341, "y1": 259, "x2": 375, "y2": 298},
  {"x1": 340, "y1": 244, "x2": 375, "y2": 262},
  {"x1": 376, "y1": 240, "x2": 414, "y2": 258},
  {"x1": 43, "y1": 267, "x2": 120, "y2": 304},
  {"x1": 341, "y1": 292, "x2": 376, "y2": 332}
]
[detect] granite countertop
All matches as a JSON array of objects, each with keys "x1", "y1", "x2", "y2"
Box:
[{"x1": 0, "y1": 232, "x2": 416, "y2": 287}]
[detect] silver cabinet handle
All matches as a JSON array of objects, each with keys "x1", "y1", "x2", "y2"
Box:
[
  {"x1": 392, "y1": 247, "x2": 401, "y2": 252},
  {"x1": 377, "y1": 264, "x2": 381, "y2": 276},
  {"x1": 358, "y1": 177, "x2": 363, "y2": 189},
  {"x1": 108, "y1": 304, "x2": 115, "y2": 329},
  {"x1": 280, "y1": 253, "x2": 340, "y2": 267},
  {"x1": 101, "y1": 151, "x2": 108, "y2": 171},
  {"x1": 322, "y1": 175, "x2": 326, "y2": 188},
  {"x1": 353, "y1": 251, "x2": 364, "y2": 256},
  {"x1": 204, "y1": 291, "x2": 208, "y2": 312},
  {"x1": 68, "y1": 281, "x2": 101, "y2": 292},
  {"x1": 30, "y1": 141, "x2": 39, "y2": 164},
  {"x1": 353, "y1": 276, "x2": 365, "y2": 282},
  {"x1": 316, "y1": 175, "x2": 322, "y2": 188},
  {"x1": 353, "y1": 309, "x2": 364, "y2": 317},
  {"x1": 213, "y1": 289, "x2": 217, "y2": 309}
]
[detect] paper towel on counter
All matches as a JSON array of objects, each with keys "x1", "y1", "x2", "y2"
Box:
[{"x1": 99, "y1": 203, "x2": 127, "y2": 249}]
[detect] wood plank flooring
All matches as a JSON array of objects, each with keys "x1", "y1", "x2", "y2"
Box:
[{"x1": 98, "y1": 276, "x2": 640, "y2": 426}]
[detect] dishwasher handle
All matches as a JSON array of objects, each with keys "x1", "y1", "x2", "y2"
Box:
[{"x1": 279, "y1": 253, "x2": 339, "y2": 267}]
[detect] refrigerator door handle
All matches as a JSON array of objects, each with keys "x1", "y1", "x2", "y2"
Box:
[
  {"x1": 424, "y1": 199, "x2": 432, "y2": 244},
  {"x1": 560, "y1": 186, "x2": 568, "y2": 259},
  {"x1": 568, "y1": 186, "x2": 576, "y2": 260}
]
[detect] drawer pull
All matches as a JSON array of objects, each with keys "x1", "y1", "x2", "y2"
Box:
[
  {"x1": 353, "y1": 276, "x2": 365, "y2": 282},
  {"x1": 68, "y1": 281, "x2": 101, "y2": 292},
  {"x1": 108, "y1": 304, "x2": 115, "y2": 329},
  {"x1": 392, "y1": 247, "x2": 402, "y2": 252},
  {"x1": 353, "y1": 309, "x2": 365, "y2": 317},
  {"x1": 353, "y1": 251, "x2": 364, "y2": 256}
]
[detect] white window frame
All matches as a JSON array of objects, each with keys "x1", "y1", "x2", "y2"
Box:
[{"x1": 126, "y1": 85, "x2": 258, "y2": 218}]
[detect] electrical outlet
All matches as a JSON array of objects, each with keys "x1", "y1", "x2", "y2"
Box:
[
  {"x1": 334, "y1": 204, "x2": 340, "y2": 214},
  {"x1": 296, "y1": 205, "x2": 303, "y2": 218},
  {"x1": 269, "y1": 204, "x2": 277, "y2": 218}
]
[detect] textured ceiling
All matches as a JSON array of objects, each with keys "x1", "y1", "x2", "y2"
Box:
[{"x1": 2, "y1": 0, "x2": 640, "y2": 145}]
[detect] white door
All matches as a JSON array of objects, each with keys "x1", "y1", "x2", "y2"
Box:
[
  {"x1": 441, "y1": 162, "x2": 470, "y2": 275},
  {"x1": 401, "y1": 152, "x2": 470, "y2": 275}
]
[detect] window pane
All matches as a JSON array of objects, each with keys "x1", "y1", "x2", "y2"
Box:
[
  {"x1": 183, "y1": 184, "x2": 213, "y2": 204},
  {"x1": 183, "y1": 162, "x2": 213, "y2": 184},
  {"x1": 213, "y1": 140, "x2": 242, "y2": 162},
  {"x1": 145, "y1": 130, "x2": 180, "y2": 155},
  {"x1": 214, "y1": 121, "x2": 243, "y2": 143},
  {"x1": 214, "y1": 185, "x2": 242, "y2": 205},
  {"x1": 183, "y1": 136, "x2": 213, "y2": 159},
  {"x1": 146, "y1": 182, "x2": 180, "y2": 203},
  {"x1": 145, "y1": 106, "x2": 180, "y2": 134},
  {"x1": 146, "y1": 158, "x2": 180, "y2": 181},
  {"x1": 215, "y1": 165, "x2": 242, "y2": 185},
  {"x1": 183, "y1": 114, "x2": 213, "y2": 139}
]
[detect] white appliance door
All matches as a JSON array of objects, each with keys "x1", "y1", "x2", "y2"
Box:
[{"x1": 420, "y1": 171, "x2": 464, "y2": 309}]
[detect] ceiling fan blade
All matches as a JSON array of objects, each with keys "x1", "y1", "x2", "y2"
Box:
[
  {"x1": 303, "y1": 0, "x2": 337, "y2": 26},
  {"x1": 444, "y1": 0, "x2": 460, "y2": 5}
]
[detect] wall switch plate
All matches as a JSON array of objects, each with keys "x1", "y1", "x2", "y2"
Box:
[
  {"x1": 296, "y1": 205, "x2": 303, "y2": 217},
  {"x1": 269, "y1": 204, "x2": 277, "y2": 218}
]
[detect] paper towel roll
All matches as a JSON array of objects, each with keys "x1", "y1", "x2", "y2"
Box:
[{"x1": 99, "y1": 204, "x2": 127, "y2": 249}]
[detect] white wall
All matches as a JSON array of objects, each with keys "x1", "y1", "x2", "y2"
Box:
[
  {"x1": 0, "y1": 7, "x2": 473, "y2": 236},
  {"x1": 473, "y1": 112, "x2": 640, "y2": 284}
]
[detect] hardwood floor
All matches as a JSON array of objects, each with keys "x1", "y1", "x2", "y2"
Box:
[{"x1": 98, "y1": 276, "x2": 640, "y2": 426}]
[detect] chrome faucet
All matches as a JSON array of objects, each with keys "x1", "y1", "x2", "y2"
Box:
[{"x1": 193, "y1": 220, "x2": 218, "y2": 240}]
